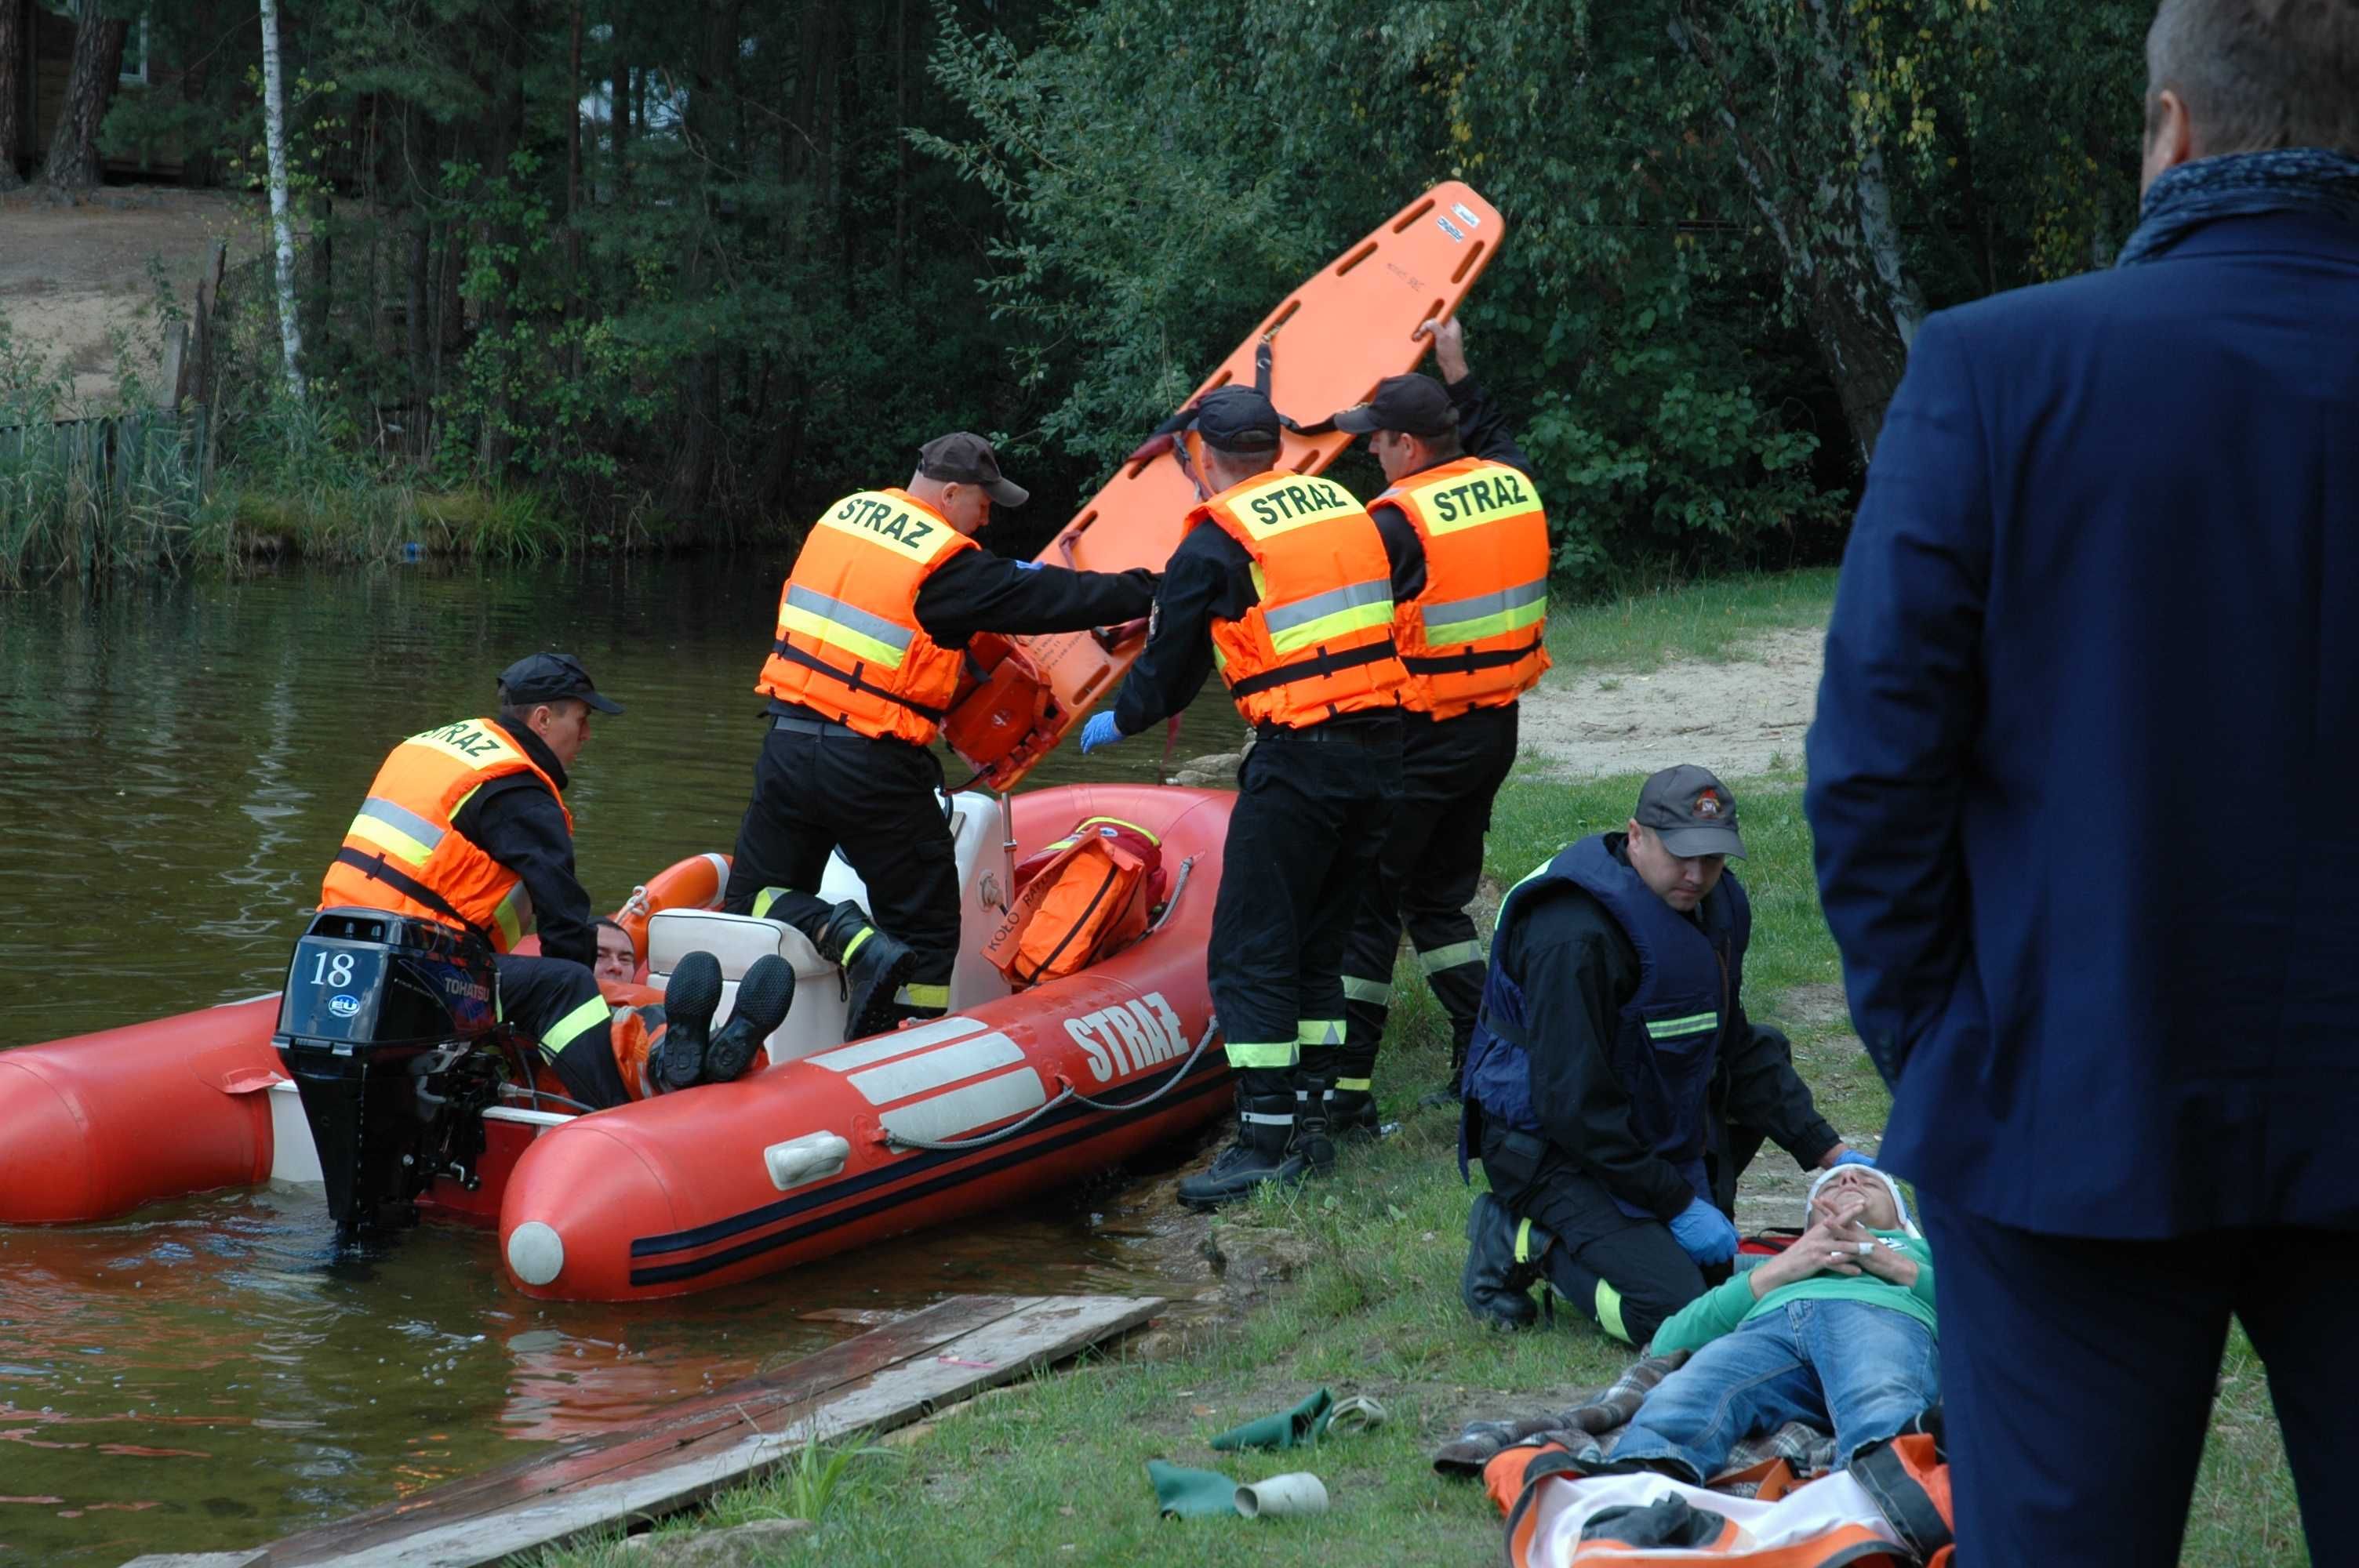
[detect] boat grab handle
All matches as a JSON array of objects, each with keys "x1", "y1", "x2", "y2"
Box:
[
  {"x1": 1145, "y1": 855, "x2": 1196, "y2": 937},
  {"x1": 881, "y1": 1014, "x2": 1220, "y2": 1153}
]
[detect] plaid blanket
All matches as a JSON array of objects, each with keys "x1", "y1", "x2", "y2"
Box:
[{"x1": 1430, "y1": 1352, "x2": 1837, "y2": 1497}]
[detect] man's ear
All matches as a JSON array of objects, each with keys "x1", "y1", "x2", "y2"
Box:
[{"x1": 2142, "y1": 87, "x2": 2197, "y2": 191}]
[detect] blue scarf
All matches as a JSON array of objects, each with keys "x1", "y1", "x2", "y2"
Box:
[{"x1": 2118, "y1": 147, "x2": 2359, "y2": 266}]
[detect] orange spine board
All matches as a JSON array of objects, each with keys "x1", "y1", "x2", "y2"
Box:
[{"x1": 951, "y1": 181, "x2": 1508, "y2": 789}]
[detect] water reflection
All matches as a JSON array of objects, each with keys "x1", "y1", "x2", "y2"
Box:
[{"x1": 0, "y1": 558, "x2": 1236, "y2": 1562}]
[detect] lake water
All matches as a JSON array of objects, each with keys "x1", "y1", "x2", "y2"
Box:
[{"x1": 0, "y1": 558, "x2": 1239, "y2": 1563}]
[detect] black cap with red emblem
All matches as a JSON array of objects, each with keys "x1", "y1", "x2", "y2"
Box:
[{"x1": 1635, "y1": 764, "x2": 1746, "y2": 859}]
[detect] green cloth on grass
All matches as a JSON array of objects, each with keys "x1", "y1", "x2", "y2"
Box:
[
  {"x1": 1209, "y1": 1386, "x2": 1333, "y2": 1450},
  {"x1": 1148, "y1": 1459, "x2": 1241, "y2": 1519},
  {"x1": 1650, "y1": 1229, "x2": 1938, "y2": 1358}
]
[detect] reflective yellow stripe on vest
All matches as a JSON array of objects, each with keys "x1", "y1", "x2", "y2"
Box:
[
  {"x1": 1263, "y1": 577, "x2": 1396, "y2": 655},
  {"x1": 780, "y1": 583, "x2": 917, "y2": 670},
  {"x1": 344, "y1": 795, "x2": 447, "y2": 868},
  {"x1": 1645, "y1": 1012, "x2": 1720, "y2": 1040},
  {"x1": 1419, "y1": 576, "x2": 1548, "y2": 647}
]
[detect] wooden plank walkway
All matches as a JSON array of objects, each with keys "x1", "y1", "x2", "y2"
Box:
[{"x1": 125, "y1": 1293, "x2": 1161, "y2": 1568}]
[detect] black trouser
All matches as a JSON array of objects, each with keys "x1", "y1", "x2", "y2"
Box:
[
  {"x1": 1925, "y1": 1205, "x2": 2359, "y2": 1568},
  {"x1": 496, "y1": 954, "x2": 629, "y2": 1109},
  {"x1": 1478, "y1": 1121, "x2": 1763, "y2": 1350},
  {"x1": 722, "y1": 713, "x2": 960, "y2": 1011},
  {"x1": 1339, "y1": 705, "x2": 1518, "y2": 1090},
  {"x1": 1207, "y1": 721, "x2": 1404, "y2": 1081}
]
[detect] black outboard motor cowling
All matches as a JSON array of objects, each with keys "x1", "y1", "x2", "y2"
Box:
[{"x1": 273, "y1": 908, "x2": 504, "y2": 1230}]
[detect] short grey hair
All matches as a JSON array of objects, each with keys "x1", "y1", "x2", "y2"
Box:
[{"x1": 2146, "y1": 0, "x2": 2359, "y2": 157}]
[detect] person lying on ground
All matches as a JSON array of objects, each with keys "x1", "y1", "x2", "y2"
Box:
[{"x1": 1605, "y1": 1164, "x2": 1937, "y2": 1483}]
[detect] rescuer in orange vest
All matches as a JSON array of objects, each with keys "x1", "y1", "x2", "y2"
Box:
[
  {"x1": 1332, "y1": 316, "x2": 1551, "y2": 1133},
  {"x1": 724, "y1": 432, "x2": 1158, "y2": 1040},
  {"x1": 1078, "y1": 387, "x2": 1414, "y2": 1207},
  {"x1": 322, "y1": 655, "x2": 791, "y2": 1107}
]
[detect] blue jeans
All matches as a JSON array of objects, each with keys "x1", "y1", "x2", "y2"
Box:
[{"x1": 1608, "y1": 1300, "x2": 1939, "y2": 1483}]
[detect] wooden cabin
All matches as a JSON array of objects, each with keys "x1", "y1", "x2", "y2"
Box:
[{"x1": 9, "y1": 1, "x2": 193, "y2": 183}]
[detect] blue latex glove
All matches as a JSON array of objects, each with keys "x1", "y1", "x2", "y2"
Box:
[
  {"x1": 1078, "y1": 712, "x2": 1126, "y2": 753},
  {"x1": 1830, "y1": 1149, "x2": 1876, "y2": 1170},
  {"x1": 1667, "y1": 1196, "x2": 1739, "y2": 1266}
]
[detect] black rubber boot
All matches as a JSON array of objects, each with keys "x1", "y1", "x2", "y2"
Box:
[
  {"x1": 814, "y1": 901, "x2": 915, "y2": 1042},
  {"x1": 1419, "y1": 1044, "x2": 1470, "y2": 1109},
  {"x1": 1177, "y1": 1077, "x2": 1307, "y2": 1210},
  {"x1": 1461, "y1": 1191, "x2": 1548, "y2": 1330},
  {"x1": 703, "y1": 953, "x2": 796, "y2": 1084},
  {"x1": 1325, "y1": 1087, "x2": 1383, "y2": 1144},
  {"x1": 653, "y1": 951, "x2": 722, "y2": 1089},
  {"x1": 1292, "y1": 1068, "x2": 1336, "y2": 1178}
]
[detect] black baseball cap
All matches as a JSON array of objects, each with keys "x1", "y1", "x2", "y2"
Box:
[
  {"x1": 1635, "y1": 764, "x2": 1745, "y2": 858},
  {"x1": 1332, "y1": 373, "x2": 1456, "y2": 440},
  {"x1": 497, "y1": 652, "x2": 623, "y2": 715},
  {"x1": 918, "y1": 431, "x2": 1029, "y2": 508},
  {"x1": 1189, "y1": 386, "x2": 1282, "y2": 454}
]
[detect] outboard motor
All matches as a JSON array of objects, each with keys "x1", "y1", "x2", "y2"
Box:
[{"x1": 273, "y1": 907, "x2": 508, "y2": 1230}]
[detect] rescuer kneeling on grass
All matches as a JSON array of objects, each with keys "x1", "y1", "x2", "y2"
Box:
[
  {"x1": 1458, "y1": 766, "x2": 1863, "y2": 1346},
  {"x1": 1081, "y1": 387, "x2": 1413, "y2": 1207},
  {"x1": 320, "y1": 655, "x2": 789, "y2": 1107},
  {"x1": 724, "y1": 433, "x2": 1158, "y2": 1040},
  {"x1": 1332, "y1": 315, "x2": 1550, "y2": 1132}
]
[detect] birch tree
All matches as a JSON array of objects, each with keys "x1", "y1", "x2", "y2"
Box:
[{"x1": 259, "y1": 0, "x2": 305, "y2": 402}]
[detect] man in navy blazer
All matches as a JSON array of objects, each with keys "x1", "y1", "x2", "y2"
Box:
[{"x1": 1805, "y1": 1, "x2": 2359, "y2": 1561}]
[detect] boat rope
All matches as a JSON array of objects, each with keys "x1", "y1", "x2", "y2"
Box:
[
  {"x1": 1145, "y1": 855, "x2": 1196, "y2": 936},
  {"x1": 881, "y1": 1014, "x2": 1221, "y2": 1153}
]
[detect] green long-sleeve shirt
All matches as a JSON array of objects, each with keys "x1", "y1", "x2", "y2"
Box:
[{"x1": 1649, "y1": 1231, "x2": 1939, "y2": 1358}]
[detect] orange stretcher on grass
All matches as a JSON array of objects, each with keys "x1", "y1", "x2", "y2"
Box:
[{"x1": 941, "y1": 180, "x2": 1508, "y2": 790}]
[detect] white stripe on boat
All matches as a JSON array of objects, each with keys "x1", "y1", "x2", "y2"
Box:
[
  {"x1": 847, "y1": 1033, "x2": 1025, "y2": 1105},
  {"x1": 878, "y1": 1068, "x2": 1045, "y2": 1145},
  {"x1": 808, "y1": 1015, "x2": 986, "y2": 1072}
]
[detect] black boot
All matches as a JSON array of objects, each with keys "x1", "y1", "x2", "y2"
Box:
[
  {"x1": 1420, "y1": 1044, "x2": 1470, "y2": 1109},
  {"x1": 652, "y1": 951, "x2": 722, "y2": 1089},
  {"x1": 1461, "y1": 1191, "x2": 1549, "y2": 1330},
  {"x1": 1325, "y1": 1086, "x2": 1383, "y2": 1144},
  {"x1": 813, "y1": 901, "x2": 915, "y2": 1041},
  {"x1": 703, "y1": 954, "x2": 796, "y2": 1083},
  {"x1": 1176, "y1": 1077, "x2": 1307, "y2": 1210},
  {"x1": 1292, "y1": 1068, "x2": 1336, "y2": 1178}
]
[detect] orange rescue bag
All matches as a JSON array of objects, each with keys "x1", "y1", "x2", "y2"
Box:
[{"x1": 984, "y1": 818, "x2": 1165, "y2": 987}]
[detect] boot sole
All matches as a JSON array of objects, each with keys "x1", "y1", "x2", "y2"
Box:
[
  {"x1": 705, "y1": 956, "x2": 794, "y2": 1083},
  {"x1": 660, "y1": 953, "x2": 724, "y2": 1089},
  {"x1": 848, "y1": 944, "x2": 918, "y2": 1040}
]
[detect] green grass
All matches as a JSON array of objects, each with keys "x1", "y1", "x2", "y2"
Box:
[
  {"x1": 527, "y1": 756, "x2": 2305, "y2": 1568},
  {"x1": 1545, "y1": 568, "x2": 1840, "y2": 674}
]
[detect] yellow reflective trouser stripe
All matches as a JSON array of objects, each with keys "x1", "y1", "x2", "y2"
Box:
[
  {"x1": 1342, "y1": 975, "x2": 1391, "y2": 1005},
  {"x1": 1334, "y1": 1076, "x2": 1372, "y2": 1091},
  {"x1": 1514, "y1": 1217, "x2": 1536, "y2": 1265},
  {"x1": 896, "y1": 982, "x2": 950, "y2": 1008},
  {"x1": 345, "y1": 811, "x2": 436, "y2": 867},
  {"x1": 492, "y1": 884, "x2": 532, "y2": 951},
  {"x1": 1418, "y1": 940, "x2": 1485, "y2": 975},
  {"x1": 1296, "y1": 1018, "x2": 1343, "y2": 1047},
  {"x1": 751, "y1": 887, "x2": 787, "y2": 919},
  {"x1": 1224, "y1": 1040, "x2": 1298, "y2": 1069},
  {"x1": 1646, "y1": 1012, "x2": 1720, "y2": 1040},
  {"x1": 539, "y1": 993, "x2": 612, "y2": 1062},
  {"x1": 1595, "y1": 1279, "x2": 1631, "y2": 1345},
  {"x1": 841, "y1": 926, "x2": 874, "y2": 963},
  {"x1": 780, "y1": 602, "x2": 908, "y2": 670}
]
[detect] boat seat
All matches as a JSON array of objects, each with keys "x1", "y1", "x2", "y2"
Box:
[{"x1": 642, "y1": 793, "x2": 1010, "y2": 1066}]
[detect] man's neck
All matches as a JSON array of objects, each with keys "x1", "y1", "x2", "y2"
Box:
[{"x1": 490, "y1": 713, "x2": 569, "y2": 793}]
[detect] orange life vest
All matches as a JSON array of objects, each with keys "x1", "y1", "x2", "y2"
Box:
[
  {"x1": 319, "y1": 717, "x2": 573, "y2": 952},
  {"x1": 1378, "y1": 456, "x2": 1552, "y2": 720},
  {"x1": 984, "y1": 817, "x2": 1165, "y2": 987},
  {"x1": 1194, "y1": 470, "x2": 1408, "y2": 728},
  {"x1": 756, "y1": 488, "x2": 981, "y2": 745}
]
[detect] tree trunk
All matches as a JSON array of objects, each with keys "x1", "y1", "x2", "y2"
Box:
[
  {"x1": 176, "y1": 0, "x2": 220, "y2": 186},
  {"x1": 476, "y1": 0, "x2": 527, "y2": 476},
  {"x1": 0, "y1": 0, "x2": 24, "y2": 190},
  {"x1": 565, "y1": 0, "x2": 583, "y2": 378},
  {"x1": 610, "y1": 13, "x2": 631, "y2": 208},
  {"x1": 258, "y1": 0, "x2": 305, "y2": 401},
  {"x1": 406, "y1": 215, "x2": 430, "y2": 433},
  {"x1": 41, "y1": 5, "x2": 129, "y2": 193},
  {"x1": 664, "y1": 0, "x2": 747, "y2": 524}
]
